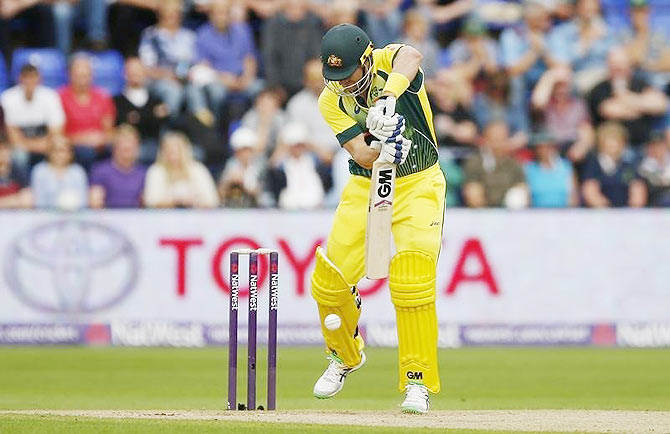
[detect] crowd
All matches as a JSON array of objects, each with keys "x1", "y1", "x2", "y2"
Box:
[{"x1": 2, "y1": 0, "x2": 670, "y2": 210}]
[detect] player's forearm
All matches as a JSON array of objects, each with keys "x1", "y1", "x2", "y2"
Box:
[
  {"x1": 382, "y1": 46, "x2": 422, "y2": 99},
  {"x1": 343, "y1": 135, "x2": 379, "y2": 169}
]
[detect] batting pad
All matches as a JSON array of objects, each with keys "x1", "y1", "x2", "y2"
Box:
[
  {"x1": 390, "y1": 251, "x2": 440, "y2": 393},
  {"x1": 311, "y1": 247, "x2": 364, "y2": 367}
]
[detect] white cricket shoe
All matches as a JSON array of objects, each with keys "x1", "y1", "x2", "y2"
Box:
[
  {"x1": 313, "y1": 352, "x2": 366, "y2": 399},
  {"x1": 401, "y1": 383, "x2": 429, "y2": 414}
]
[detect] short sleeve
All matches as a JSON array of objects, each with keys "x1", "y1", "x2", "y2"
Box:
[
  {"x1": 318, "y1": 90, "x2": 362, "y2": 146},
  {"x1": 375, "y1": 44, "x2": 404, "y2": 71},
  {"x1": 582, "y1": 154, "x2": 601, "y2": 181},
  {"x1": 46, "y1": 89, "x2": 65, "y2": 128},
  {"x1": 500, "y1": 29, "x2": 524, "y2": 67}
]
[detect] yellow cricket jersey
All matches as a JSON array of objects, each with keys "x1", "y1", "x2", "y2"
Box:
[{"x1": 318, "y1": 44, "x2": 439, "y2": 178}]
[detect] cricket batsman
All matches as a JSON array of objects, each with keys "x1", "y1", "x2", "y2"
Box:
[{"x1": 311, "y1": 24, "x2": 445, "y2": 413}]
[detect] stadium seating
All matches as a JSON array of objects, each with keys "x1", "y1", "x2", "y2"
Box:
[
  {"x1": 10, "y1": 48, "x2": 67, "y2": 89},
  {"x1": 0, "y1": 54, "x2": 7, "y2": 91},
  {"x1": 79, "y1": 50, "x2": 125, "y2": 96}
]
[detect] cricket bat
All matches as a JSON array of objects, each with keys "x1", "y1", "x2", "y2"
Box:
[{"x1": 365, "y1": 96, "x2": 397, "y2": 279}]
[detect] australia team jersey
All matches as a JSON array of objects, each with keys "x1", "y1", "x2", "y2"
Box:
[{"x1": 318, "y1": 44, "x2": 439, "y2": 178}]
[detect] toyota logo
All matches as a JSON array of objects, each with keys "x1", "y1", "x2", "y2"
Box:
[{"x1": 4, "y1": 220, "x2": 139, "y2": 314}]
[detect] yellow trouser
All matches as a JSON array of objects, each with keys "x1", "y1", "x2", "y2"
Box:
[{"x1": 314, "y1": 163, "x2": 445, "y2": 393}]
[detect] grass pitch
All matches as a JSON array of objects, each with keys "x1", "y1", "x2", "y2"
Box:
[{"x1": 0, "y1": 346, "x2": 669, "y2": 433}]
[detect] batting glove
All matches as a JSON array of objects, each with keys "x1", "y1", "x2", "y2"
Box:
[
  {"x1": 370, "y1": 135, "x2": 412, "y2": 165},
  {"x1": 366, "y1": 100, "x2": 405, "y2": 141}
]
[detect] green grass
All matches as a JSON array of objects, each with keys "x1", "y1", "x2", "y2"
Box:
[{"x1": 0, "y1": 346, "x2": 669, "y2": 433}]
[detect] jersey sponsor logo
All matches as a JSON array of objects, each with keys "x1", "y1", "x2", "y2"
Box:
[{"x1": 376, "y1": 169, "x2": 393, "y2": 198}]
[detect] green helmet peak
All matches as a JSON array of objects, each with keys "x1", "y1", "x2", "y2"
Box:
[{"x1": 321, "y1": 24, "x2": 372, "y2": 82}]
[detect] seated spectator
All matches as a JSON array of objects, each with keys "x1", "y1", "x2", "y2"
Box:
[
  {"x1": 89, "y1": 125, "x2": 146, "y2": 209},
  {"x1": 59, "y1": 55, "x2": 116, "y2": 171},
  {"x1": 619, "y1": 0, "x2": 670, "y2": 90},
  {"x1": 139, "y1": 0, "x2": 196, "y2": 123},
  {"x1": 261, "y1": 0, "x2": 322, "y2": 97},
  {"x1": 115, "y1": 57, "x2": 169, "y2": 163},
  {"x1": 547, "y1": 0, "x2": 616, "y2": 93},
  {"x1": 241, "y1": 88, "x2": 286, "y2": 157},
  {"x1": 187, "y1": 0, "x2": 261, "y2": 127},
  {"x1": 0, "y1": 139, "x2": 31, "y2": 208},
  {"x1": 448, "y1": 16, "x2": 499, "y2": 82},
  {"x1": 31, "y1": 135, "x2": 88, "y2": 210},
  {"x1": 582, "y1": 122, "x2": 646, "y2": 207},
  {"x1": 463, "y1": 120, "x2": 528, "y2": 208},
  {"x1": 270, "y1": 122, "x2": 325, "y2": 210},
  {"x1": 0, "y1": 2, "x2": 54, "y2": 62},
  {"x1": 430, "y1": 68, "x2": 477, "y2": 152},
  {"x1": 52, "y1": 0, "x2": 108, "y2": 53},
  {"x1": 500, "y1": 0, "x2": 553, "y2": 135},
  {"x1": 637, "y1": 130, "x2": 670, "y2": 207},
  {"x1": 218, "y1": 127, "x2": 264, "y2": 207},
  {"x1": 587, "y1": 47, "x2": 667, "y2": 149},
  {"x1": 473, "y1": 72, "x2": 528, "y2": 147},
  {"x1": 1, "y1": 64, "x2": 65, "y2": 177},
  {"x1": 399, "y1": 8, "x2": 439, "y2": 80},
  {"x1": 286, "y1": 59, "x2": 339, "y2": 166},
  {"x1": 531, "y1": 66, "x2": 594, "y2": 164},
  {"x1": 143, "y1": 132, "x2": 218, "y2": 208},
  {"x1": 524, "y1": 131, "x2": 577, "y2": 207},
  {"x1": 360, "y1": 0, "x2": 402, "y2": 48}
]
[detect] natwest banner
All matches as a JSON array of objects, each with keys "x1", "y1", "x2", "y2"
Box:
[{"x1": 1, "y1": 210, "x2": 670, "y2": 345}]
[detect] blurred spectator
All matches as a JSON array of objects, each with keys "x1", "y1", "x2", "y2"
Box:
[
  {"x1": 427, "y1": 0, "x2": 474, "y2": 25},
  {"x1": 399, "y1": 8, "x2": 438, "y2": 79},
  {"x1": 473, "y1": 72, "x2": 528, "y2": 147},
  {"x1": 500, "y1": 1, "x2": 554, "y2": 135},
  {"x1": 53, "y1": 0, "x2": 108, "y2": 53},
  {"x1": 59, "y1": 55, "x2": 116, "y2": 170},
  {"x1": 360, "y1": 0, "x2": 402, "y2": 47},
  {"x1": 619, "y1": 0, "x2": 670, "y2": 90},
  {"x1": 241, "y1": 88, "x2": 286, "y2": 156},
  {"x1": 89, "y1": 124, "x2": 146, "y2": 208},
  {"x1": 524, "y1": 130, "x2": 577, "y2": 207},
  {"x1": 463, "y1": 120, "x2": 528, "y2": 208},
  {"x1": 270, "y1": 122, "x2": 325, "y2": 210},
  {"x1": 115, "y1": 57, "x2": 169, "y2": 163},
  {"x1": 143, "y1": 131, "x2": 218, "y2": 208},
  {"x1": 582, "y1": 121, "x2": 646, "y2": 207},
  {"x1": 587, "y1": 47, "x2": 667, "y2": 148},
  {"x1": 430, "y1": 68, "x2": 477, "y2": 151},
  {"x1": 449, "y1": 16, "x2": 499, "y2": 82},
  {"x1": 0, "y1": 139, "x2": 31, "y2": 208},
  {"x1": 218, "y1": 127, "x2": 264, "y2": 207},
  {"x1": 531, "y1": 66, "x2": 594, "y2": 164},
  {"x1": 139, "y1": 0, "x2": 196, "y2": 123},
  {"x1": 109, "y1": 0, "x2": 159, "y2": 56},
  {"x1": 31, "y1": 135, "x2": 88, "y2": 210},
  {"x1": 261, "y1": 0, "x2": 322, "y2": 97},
  {"x1": 187, "y1": 0, "x2": 261, "y2": 127},
  {"x1": 319, "y1": 0, "x2": 359, "y2": 29},
  {"x1": 637, "y1": 130, "x2": 670, "y2": 207},
  {"x1": 0, "y1": 1, "x2": 54, "y2": 62},
  {"x1": 286, "y1": 59, "x2": 339, "y2": 165},
  {"x1": 547, "y1": 0, "x2": 616, "y2": 94},
  {"x1": 1, "y1": 64, "x2": 65, "y2": 177}
]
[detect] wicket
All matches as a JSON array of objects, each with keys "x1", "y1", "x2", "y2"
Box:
[{"x1": 228, "y1": 248, "x2": 279, "y2": 411}]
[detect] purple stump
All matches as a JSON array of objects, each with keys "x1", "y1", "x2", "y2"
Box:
[
  {"x1": 267, "y1": 251, "x2": 279, "y2": 410},
  {"x1": 228, "y1": 252, "x2": 239, "y2": 410},
  {"x1": 247, "y1": 252, "x2": 258, "y2": 410}
]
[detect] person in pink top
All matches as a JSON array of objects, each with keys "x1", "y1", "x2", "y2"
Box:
[{"x1": 59, "y1": 54, "x2": 116, "y2": 171}]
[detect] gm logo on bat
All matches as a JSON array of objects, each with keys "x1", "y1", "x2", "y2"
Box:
[{"x1": 376, "y1": 169, "x2": 393, "y2": 198}]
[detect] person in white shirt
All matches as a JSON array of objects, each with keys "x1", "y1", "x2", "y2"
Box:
[
  {"x1": 270, "y1": 122, "x2": 325, "y2": 210},
  {"x1": 218, "y1": 127, "x2": 265, "y2": 207},
  {"x1": 286, "y1": 59, "x2": 340, "y2": 166},
  {"x1": 143, "y1": 131, "x2": 219, "y2": 208},
  {"x1": 1, "y1": 64, "x2": 65, "y2": 177}
]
